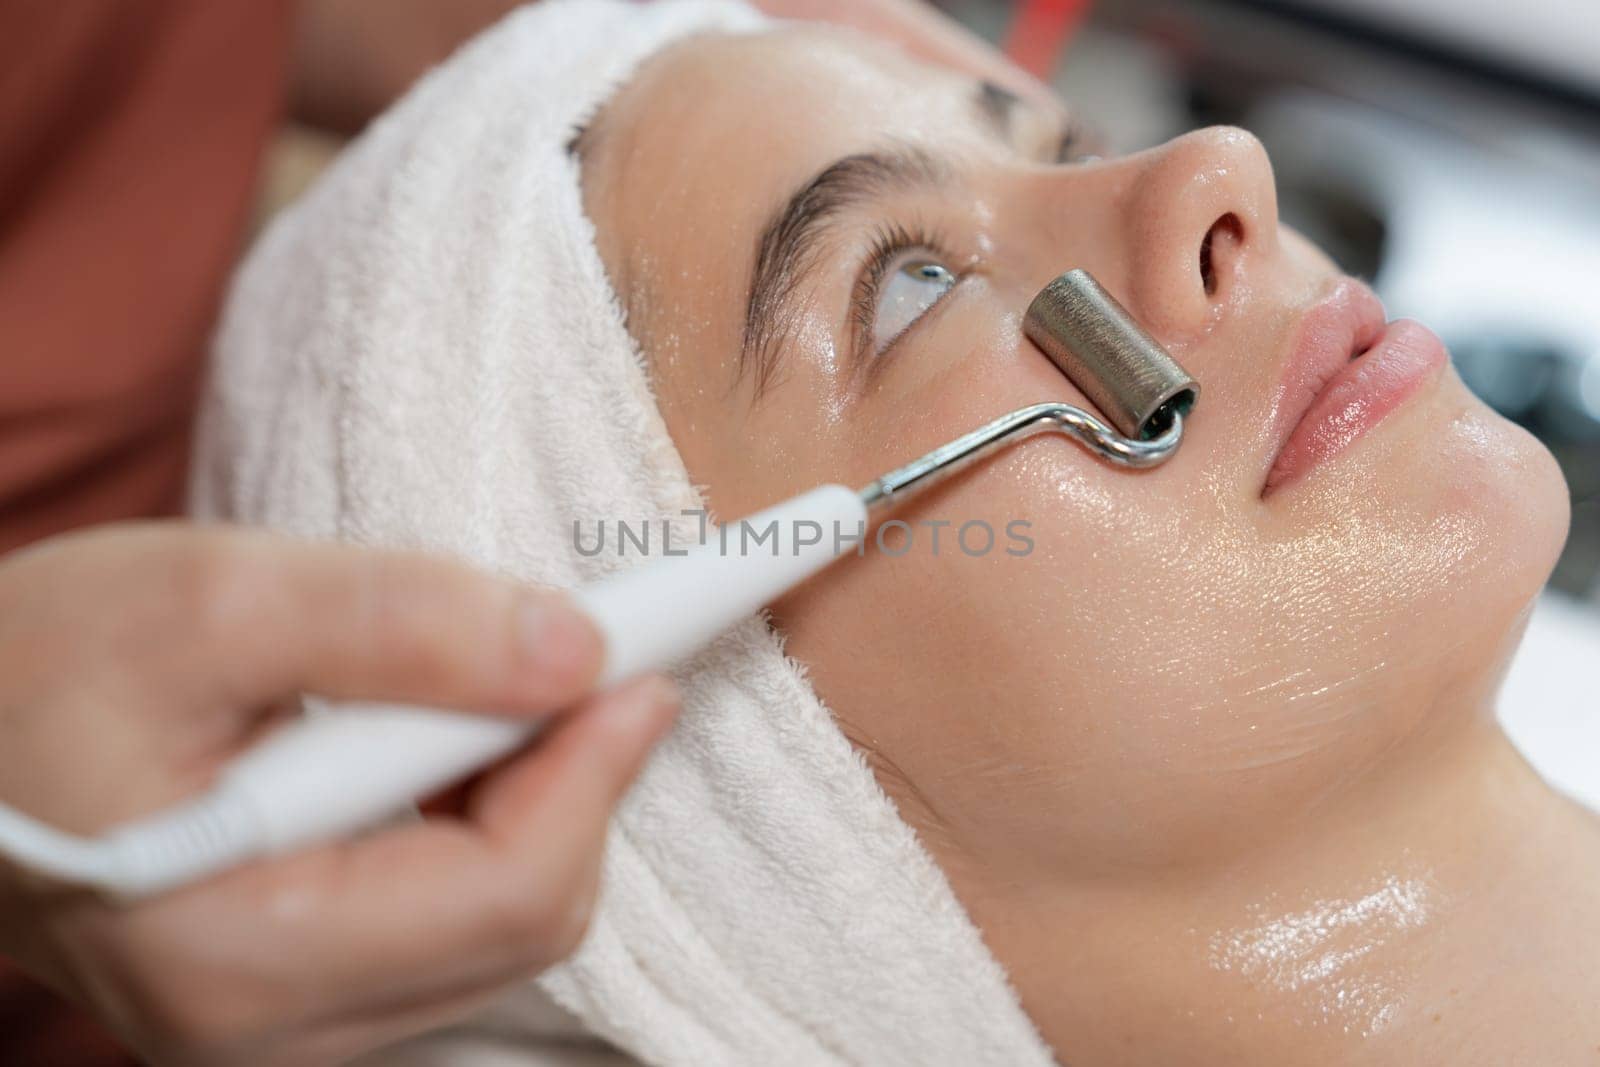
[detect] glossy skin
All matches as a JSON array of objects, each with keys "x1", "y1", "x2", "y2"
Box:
[{"x1": 582, "y1": 27, "x2": 1587, "y2": 1064}]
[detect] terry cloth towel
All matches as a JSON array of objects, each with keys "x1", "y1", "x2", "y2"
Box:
[{"x1": 190, "y1": 2, "x2": 1055, "y2": 1064}]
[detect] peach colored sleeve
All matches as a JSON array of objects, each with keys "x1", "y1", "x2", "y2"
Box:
[{"x1": 0, "y1": 0, "x2": 292, "y2": 552}]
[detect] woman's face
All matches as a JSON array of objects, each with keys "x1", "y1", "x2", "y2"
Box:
[{"x1": 580, "y1": 29, "x2": 1568, "y2": 879}]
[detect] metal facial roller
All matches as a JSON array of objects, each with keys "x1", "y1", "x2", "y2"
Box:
[
  {"x1": 0, "y1": 270, "x2": 1203, "y2": 898},
  {"x1": 1025, "y1": 269, "x2": 1199, "y2": 442},
  {"x1": 859, "y1": 268, "x2": 1199, "y2": 509}
]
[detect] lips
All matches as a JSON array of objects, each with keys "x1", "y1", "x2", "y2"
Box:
[{"x1": 1262, "y1": 280, "x2": 1448, "y2": 494}]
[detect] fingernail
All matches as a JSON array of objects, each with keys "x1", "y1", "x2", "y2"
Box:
[{"x1": 516, "y1": 595, "x2": 603, "y2": 688}]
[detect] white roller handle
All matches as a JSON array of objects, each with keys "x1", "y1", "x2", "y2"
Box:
[
  {"x1": 64, "y1": 485, "x2": 868, "y2": 894},
  {"x1": 574, "y1": 484, "x2": 869, "y2": 686}
]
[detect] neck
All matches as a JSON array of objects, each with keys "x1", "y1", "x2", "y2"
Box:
[{"x1": 967, "y1": 717, "x2": 1600, "y2": 1065}]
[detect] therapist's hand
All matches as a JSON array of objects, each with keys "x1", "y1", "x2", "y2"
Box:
[{"x1": 0, "y1": 523, "x2": 678, "y2": 1067}]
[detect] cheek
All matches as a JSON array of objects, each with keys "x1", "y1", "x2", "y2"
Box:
[
  {"x1": 773, "y1": 306, "x2": 1236, "y2": 867},
  {"x1": 1406, "y1": 389, "x2": 1570, "y2": 585},
  {"x1": 777, "y1": 357, "x2": 1569, "y2": 879},
  {"x1": 1067, "y1": 373, "x2": 1570, "y2": 864}
]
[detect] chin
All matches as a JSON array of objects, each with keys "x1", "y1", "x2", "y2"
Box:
[
  {"x1": 1378, "y1": 381, "x2": 1571, "y2": 722},
  {"x1": 1428, "y1": 381, "x2": 1570, "y2": 599},
  {"x1": 1275, "y1": 374, "x2": 1568, "y2": 751}
]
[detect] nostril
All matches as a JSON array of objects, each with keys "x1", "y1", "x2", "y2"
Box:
[{"x1": 1199, "y1": 212, "x2": 1243, "y2": 297}]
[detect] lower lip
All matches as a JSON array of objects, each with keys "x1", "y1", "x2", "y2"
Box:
[{"x1": 1265, "y1": 318, "x2": 1448, "y2": 493}]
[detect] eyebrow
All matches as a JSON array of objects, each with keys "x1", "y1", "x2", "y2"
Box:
[{"x1": 740, "y1": 145, "x2": 949, "y2": 397}]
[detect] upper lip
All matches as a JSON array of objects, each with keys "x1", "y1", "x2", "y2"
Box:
[{"x1": 1263, "y1": 278, "x2": 1388, "y2": 476}]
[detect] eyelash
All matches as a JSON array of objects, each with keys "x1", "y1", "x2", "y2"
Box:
[
  {"x1": 849, "y1": 220, "x2": 959, "y2": 357},
  {"x1": 844, "y1": 124, "x2": 1096, "y2": 360}
]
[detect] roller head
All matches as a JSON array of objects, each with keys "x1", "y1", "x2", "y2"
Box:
[{"x1": 1023, "y1": 269, "x2": 1199, "y2": 440}]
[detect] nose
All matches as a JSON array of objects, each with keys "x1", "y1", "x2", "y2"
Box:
[{"x1": 1117, "y1": 126, "x2": 1278, "y2": 338}]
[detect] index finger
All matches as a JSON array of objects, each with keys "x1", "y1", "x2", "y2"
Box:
[{"x1": 164, "y1": 527, "x2": 605, "y2": 718}]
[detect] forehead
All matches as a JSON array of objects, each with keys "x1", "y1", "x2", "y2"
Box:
[{"x1": 582, "y1": 28, "x2": 985, "y2": 331}]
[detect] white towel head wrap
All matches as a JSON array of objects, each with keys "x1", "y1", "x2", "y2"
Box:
[{"x1": 192, "y1": 2, "x2": 1054, "y2": 1064}]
